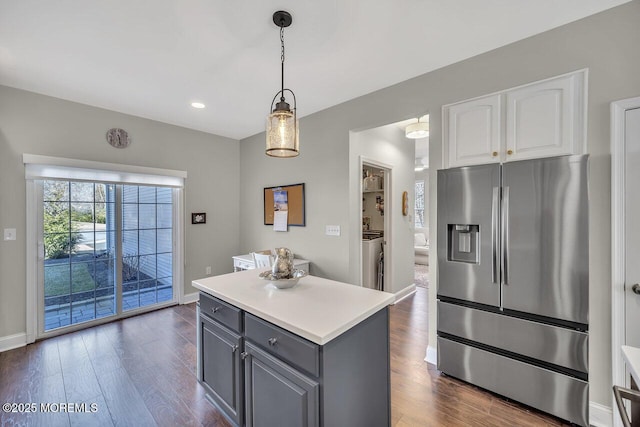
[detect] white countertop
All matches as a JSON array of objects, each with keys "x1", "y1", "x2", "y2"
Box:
[
  {"x1": 622, "y1": 345, "x2": 640, "y2": 385},
  {"x1": 192, "y1": 269, "x2": 395, "y2": 345}
]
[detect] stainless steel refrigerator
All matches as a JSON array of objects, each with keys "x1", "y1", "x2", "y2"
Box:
[{"x1": 436, "y1": 155, "x2": 589, "y2": 426}]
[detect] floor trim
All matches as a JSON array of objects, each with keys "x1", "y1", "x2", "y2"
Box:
[
  {"x1": 590, "y1": 401, "x2": 613, "y2": 427},
  {"x1": 0, "y1": 332, "x2": 27, "y2": 352},
  {"x1": 182, "y1": 292, "x2": 200, "y2": 304},
  {"x1": 424, "y1": 345, "x2": 437, "y2": 366},
  {"x1": 393, "y1": 284, "x2": 417, "y2": 304}
]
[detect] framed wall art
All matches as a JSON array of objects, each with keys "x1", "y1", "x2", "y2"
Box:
[{"x1": 191, "y1": 212, "x2": 206, "y2": 224}]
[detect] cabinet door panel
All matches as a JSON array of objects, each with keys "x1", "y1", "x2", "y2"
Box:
[
  {"x1": 245, "y1": 342, "x2": 318, "y2": 427},
  {"x1": 506, "y1": 72, "x2": 584, "y2": 161},
  {"x1": 446, "y1": 94, "x2": 502, "y2": 167},
  {"x1": 200, "y1": 314, "x2": 243, "y2": 426}
]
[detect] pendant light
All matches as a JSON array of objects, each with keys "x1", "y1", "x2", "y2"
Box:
[
  {"x1": 405, "y1": 117, "x2": 429, "y2": 139},
  {"x1": 266, "y1": 11, "x2": 299, "y2": 158}
]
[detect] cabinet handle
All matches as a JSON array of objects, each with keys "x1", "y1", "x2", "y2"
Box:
[
  {"x1": 507, "y1": 149, "x2": 513, "y2": 155},
  {"x1": 492, "y1": 151, "x2": 498, "y2": 157},
  {"x1": 211, "y1": 306, "x2": 220, "y2": 313},
  {"x1": 240, "y1": 351, "x2": 248, "y2": 360},
  {"x1": 268, "y1": 337, "x2": 278, "y2": 346},
  {"x1": 231, "y1": 344, "x2": 238, "y2": 353},
  {"x1": 632, "y1": 284, "x2": 640, "y2": 295}
]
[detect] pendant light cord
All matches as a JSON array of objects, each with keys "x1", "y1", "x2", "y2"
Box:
[{"x1": 280, "y1": 25, "x2": 285, "y2": 102}]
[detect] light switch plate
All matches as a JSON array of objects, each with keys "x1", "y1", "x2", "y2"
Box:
[
  {"x1": 325, "y1": 225, "x2": 341, "y2": 236},
  {"x1": 3, "y1": 228, "x2": 16, "y2": 241}
]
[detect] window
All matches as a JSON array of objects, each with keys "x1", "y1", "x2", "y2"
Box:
[
  {"x1": 25, "y1": 155, "x2": 185, "y2": 339},
  {"x1": 415, "y1": 180, "x2": 425, "y2": 228}
]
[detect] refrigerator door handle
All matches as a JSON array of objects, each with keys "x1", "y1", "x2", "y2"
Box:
[
  {"x1": 492, "y1": 187, "x2": 500, "y2": 284},
  {"x1": 502, "y1": 186, "x2": 510, "y2": 285}
]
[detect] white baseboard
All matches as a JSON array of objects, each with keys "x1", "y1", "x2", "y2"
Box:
[
  {"x1": 0, "y1": 332, "x2": 27, "y2": 353},
  {"x1": 590, "y1": 401, "x2": 612, "y2": 427},
  {"x1": 424, "y1": 345, "x2": 437, "y2": 366},
  {"x1": 393, "y1": 284, "x2": 416, "y2": 304},
  {"x1": 181, "y1": 292, "x2": 200, "y2": 304}
]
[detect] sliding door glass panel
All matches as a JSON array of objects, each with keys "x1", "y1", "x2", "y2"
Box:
[
  {"x1": 156, "y1": 187, "x2": 173, "y2": 303},
  {"x1": 43, "y1": 181, "x2": 116, "y2": 331},
  {"x1": 122, "y1": 185, "x2": 173, "y2": 311}
]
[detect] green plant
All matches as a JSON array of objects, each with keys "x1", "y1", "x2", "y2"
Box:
[
  {"x1": 44, "y1": 212, "x2": 80, "y2": 259},
  {"x1": 71, "y1": 210, "x2": 93, "y2": 223},
  {"x1": 95, "y1": 210, "x2": 106, "y2": 224},
  {"x1": 43, "y1": 182, "x2": 80, "y2": 259}
]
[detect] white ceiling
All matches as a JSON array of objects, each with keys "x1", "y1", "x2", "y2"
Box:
[{"x1": 0, "y1": 0, "x2": 629, "y2": 140}]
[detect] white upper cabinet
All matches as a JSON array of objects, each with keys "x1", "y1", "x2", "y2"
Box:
[
  {"x1": 446, "y1": 94, "x2": 502, "y2": 168},
  {"x1": 443, "y1": 70, "x2": 586, "y2": 168}
]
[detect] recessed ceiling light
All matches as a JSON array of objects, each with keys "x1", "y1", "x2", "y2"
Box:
[{"x1": 191, "y1": 102, "x2": 205, "y2": 109}]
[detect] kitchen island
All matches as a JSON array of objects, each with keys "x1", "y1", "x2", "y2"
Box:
[{"x1": 192, "y1": 269, "x2": 395, "y2": 427}]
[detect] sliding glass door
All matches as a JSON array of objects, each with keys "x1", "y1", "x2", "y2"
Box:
[
  {"x1": 121, "y1": 185, "x2": 173, "y2": 311},
  {"x1": 41, "y1": 180, "x2": 175, "y2": 333}
]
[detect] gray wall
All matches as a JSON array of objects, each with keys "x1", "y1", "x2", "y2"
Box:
[
  {"x1": 239, "y1": 1, "x2": 640, "y2": 407},
  {"x1": 0, "y1": 86, "x2": 240, "y2": 337}
]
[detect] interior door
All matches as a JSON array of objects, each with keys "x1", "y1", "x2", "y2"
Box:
[
  {"x1": 625, "y1": 107, "x2": 640, "y2": 348},
  {"x1": 437, "y1": 164, "x2": 500, "y2": 306},
  {"x1": 501, "y1": 155, "x2": 589, "y2": 324}
]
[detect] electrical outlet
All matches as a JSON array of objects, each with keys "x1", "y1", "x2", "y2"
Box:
[
  {"x1": 3, "y1": 228, "x2": 16, "y2": 241},
  {"x1": 205, "y1": 266, "x2": 212, "y2": 275},
  {"x1": 325, "y1": 225, "x2": 341, "y2": 236}
]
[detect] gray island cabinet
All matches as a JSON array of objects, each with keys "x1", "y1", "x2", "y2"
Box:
[{"x1": 193, "y1": 269, "x2": 395, "y2": 427}]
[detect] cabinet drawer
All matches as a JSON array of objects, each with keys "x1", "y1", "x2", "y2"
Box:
[
  {"x1": 244, "y1": 313, "x2": 320, "y2": 377},
  {"x1": 437, "y1": 301, "x2": 588, "y2": 373},
  {"x1": 199, "y1": 292, "x2": 242, "y2": 333},
  {"x1": 438, "y1": 337, "x2": 588, "y2": 426}
]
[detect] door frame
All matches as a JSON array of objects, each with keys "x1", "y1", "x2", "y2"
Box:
[
  {"x1": 611, "y1": 95, "x2": 640, "y2": 427},
  {"x1": 24, "y1": 155, "x2": 187, "y2": 343},
  {"x1": 27, "y1": 181, "x2": 184, "y2": 341}
]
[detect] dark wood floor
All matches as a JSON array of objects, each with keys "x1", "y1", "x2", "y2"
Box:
[{"x1": 0, "y1": 288, "x2": 570, "y2": 426}]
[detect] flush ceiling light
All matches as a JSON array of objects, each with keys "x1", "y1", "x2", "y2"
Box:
[
  {"x1": 191, "y1": 102, "x2": 206, "y2": 109},
  {"x1": 266, "y1": 10, "x2": 299, "y2": 158},
  {"x1": 405, "y1": 118, "x2": 429, "y2": 139}
]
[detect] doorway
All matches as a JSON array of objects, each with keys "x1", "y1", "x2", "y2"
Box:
[
  {"x1": 412, "y1": 115, "x2": 430, "y2": 290},
  {"x1": 612, "y1": 96, "x2": 640, "y2": 427},
  {"x1": 349, "y1": 118, "x2": 423, "y2": 298},
  {"x1": 362, "y1": 163, "x2": 387, "y2": 290}
]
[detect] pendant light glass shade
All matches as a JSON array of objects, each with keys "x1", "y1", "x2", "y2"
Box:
[
  {"x1": 266, "y1": 105, "x2": 299, "y2": 157},
  {"x1": 266, "y1": 11, "x2": 299, "y2": 158}
]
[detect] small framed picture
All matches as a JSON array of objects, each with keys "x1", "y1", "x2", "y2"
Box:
[{"x1": 191, "y1": 212, "x2": 206, "y2": 224}]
